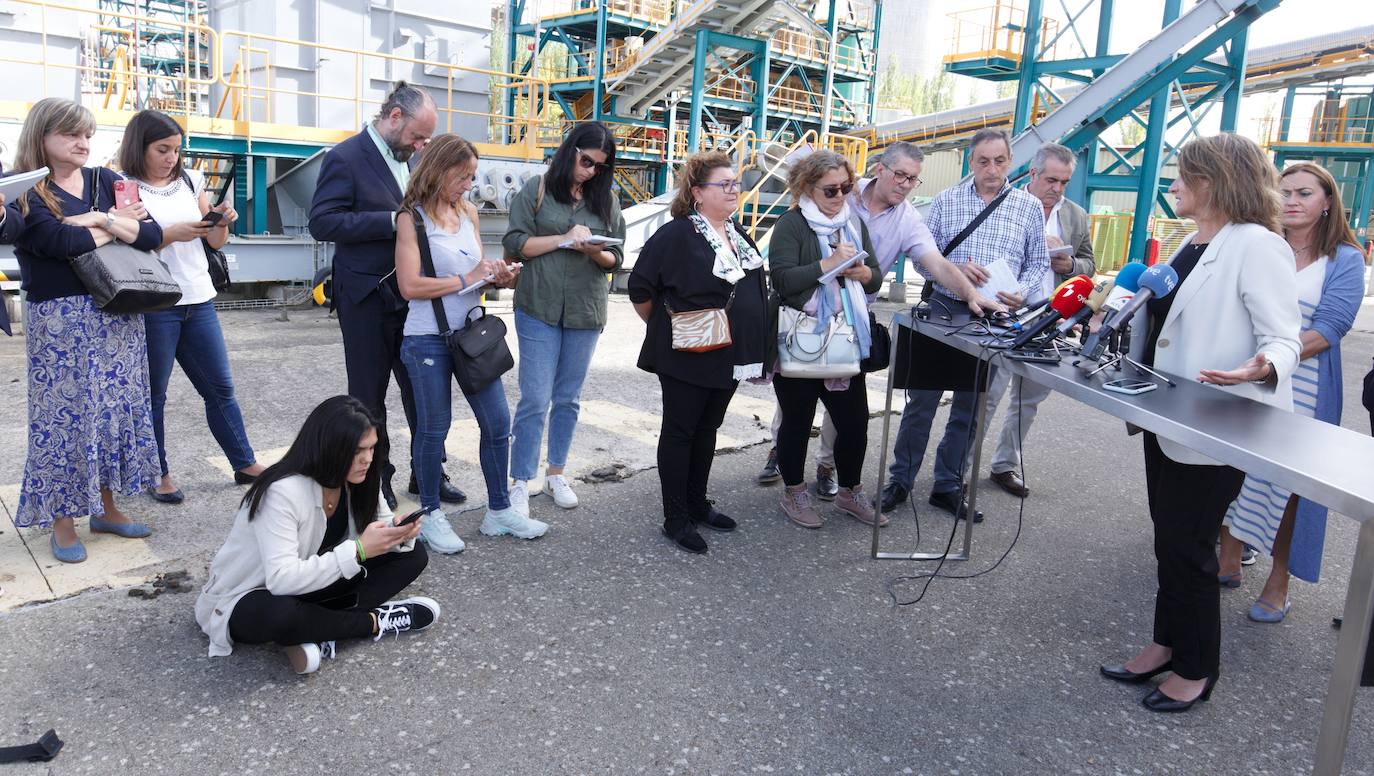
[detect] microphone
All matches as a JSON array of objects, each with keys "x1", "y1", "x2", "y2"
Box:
[
  {"x1": 1011, "y1": 274, "x2": 1088, "y2": 321},
  {"x1": 997, "y1": 275, "x2": 1094, "y2": 350},
  {"x1": 1053, "y1": 276, "x2": 1115, "y2": 337},
  {"x1": 1100, "y1": 262, "x2": 1146, "y2": 313},
  {"x1": 1079, "y1": 264, "x2": 1179, "y2": 360}
]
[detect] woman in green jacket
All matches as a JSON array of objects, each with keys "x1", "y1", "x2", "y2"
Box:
[{"x1": 769, "y1": 150, "x2": 883, "y2": 531}]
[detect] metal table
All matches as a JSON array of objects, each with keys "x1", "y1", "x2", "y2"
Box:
[{"x1": 873, "y1": 311, "x2": 1374, "y2": 775}]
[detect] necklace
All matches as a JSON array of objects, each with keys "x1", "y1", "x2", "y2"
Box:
[{"x1": 1290, "y1": 243, "x2": 1313, "y2": 255}]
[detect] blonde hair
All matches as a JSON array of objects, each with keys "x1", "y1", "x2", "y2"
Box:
[
  {"x1": 786, "y1": 149, "x2": 854, "y2": 201},
  {"x1": 399, "y1": 133, "x2": 479, "y2": 218},
  {"x1": 1176, "y1": 134, "x2": 1281, "y2": 234},
  {"x1": 12, "y1": 98, "x2": 96, "y2": 216},
  {"x1": 1280, "y1": 162, "x2": 1360, "y2": 260},
  {"x1": 669, "y1": 151, "x2": 733, "y2": 219}
]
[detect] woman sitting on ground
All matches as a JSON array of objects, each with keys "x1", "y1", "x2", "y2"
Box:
[{"x1": 195, "y1": 395, "x2": 438, "y2": 674}]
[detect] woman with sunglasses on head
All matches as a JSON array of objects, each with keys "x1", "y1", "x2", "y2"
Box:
[
  {"x1": 628, "y1": 151, "x2": 767, "y2": 554},
  {"x1": 767, "y1": 150, "x2": 883, "y2": 530},
  {"x1": 502, "y1": 122, "x2": 626, "y2": 518}
]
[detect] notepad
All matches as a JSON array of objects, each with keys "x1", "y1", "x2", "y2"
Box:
[
  {"x1": 557, "y1": 235, "x2": 623, "y2": 249},
  {"x1": 973, "y1": 257, "x2": 1022, "y2": 300}
]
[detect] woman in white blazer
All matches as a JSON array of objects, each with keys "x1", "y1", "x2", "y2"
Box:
[
  {"x1": 1100, "y1": 134, "x2": 1301, "y2": 712},
  {"x1": 196, "y1": 396, "x2": 439, "y2": 674}
]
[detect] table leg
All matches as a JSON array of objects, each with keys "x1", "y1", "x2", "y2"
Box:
[{"x1": 1313, "y1": 517, "x2": 1374, "y2": 775}]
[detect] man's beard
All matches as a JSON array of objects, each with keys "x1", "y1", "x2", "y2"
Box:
[{"x1": 382, "y1": 126, "x2": 415, "y2": 162}]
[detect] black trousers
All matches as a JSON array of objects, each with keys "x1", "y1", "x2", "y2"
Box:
[
  {"x1": 228, "y1": 545, "x2": 428, "y2": 646},
  {"x1": 1142, "y1": 433, "x2": 1245, "y2": 680},
  {"x1": 657, "y1": 374, "x2": 736, "y2": 527},
  {"x1": 773, "y1": 374, "x2": 868, "y2": 489},
  {"x1": 336, "y1": 287, "x2": 418, "y2": 487}
]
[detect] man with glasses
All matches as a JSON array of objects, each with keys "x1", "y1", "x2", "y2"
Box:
[
  {"x1": 879, "y1": 128, "x2": 1048, "y2": 521},
  {"x1": 984, "y1": 142, "x2": 1095, "y2": 499},
  {"x1": 757, "y1": 142, "x2": 999, "y2": 500}
]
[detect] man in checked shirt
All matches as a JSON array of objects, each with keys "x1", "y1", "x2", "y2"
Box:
[{"x1": 879, "y1": 128, "x2": 1049, "y2": 522}]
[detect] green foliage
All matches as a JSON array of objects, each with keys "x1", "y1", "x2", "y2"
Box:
[{"x1": 876, "y1": 55, "x2": 956, "y2": 115}]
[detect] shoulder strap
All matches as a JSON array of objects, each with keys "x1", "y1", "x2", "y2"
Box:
[
  {"x1": 85, "y1": 167, "x2": 97, "y2": 213},
  {"x1": 941, "y1": 188, "x2": 1010, "y2": 258},
  {"x1": 534, "y1": 176, "x2": 545, "y2": 215},
  {"x1": 412, "y1": 211, "x2": 453, "y2": 335}
]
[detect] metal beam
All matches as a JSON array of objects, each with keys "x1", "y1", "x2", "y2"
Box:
[
  {"x1": 1011, "y1": 0, "x2": 1045, "y2": 133},
  {"x1": 1127, "y1": 0, "x2": 1181, "y2": 262}
]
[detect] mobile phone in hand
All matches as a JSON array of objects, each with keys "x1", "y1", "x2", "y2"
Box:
[
  {"x1": 395, "y1": 508, "x2": 426, "y2": 527},
  {"x1": 113, "y1": 179, "x2": 140, "y2": 209},
  {"x1": 200, "y1": 210, "x2": 224, "y2": 227}
]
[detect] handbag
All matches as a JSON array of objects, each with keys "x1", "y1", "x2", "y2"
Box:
[
  {"x1": 860, "y1": 310, "x2": 890, "y2": 373},
  {"x1": 68, "y1": 169, "x2": 182, "y2": 314},
  {"x1": 414, "y1": 213, "x2": 514, "y2": 395},
  {"x1": 777, "y1": 305, "x2": 860, "y2": 379},
  {"x1": 662, "y1": 285, "x2": 735, "y2": 353},
  {"x1": 182, "y1": 172, "x2": 231, "y2": 291}
]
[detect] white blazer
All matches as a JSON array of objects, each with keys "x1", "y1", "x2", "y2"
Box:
[
  {"x1": 195, "y1": 474, "x2": 414, "y2": 657},
  {"x1": 1129, "y1": 221, "x2": 1301, "y2": 466}
]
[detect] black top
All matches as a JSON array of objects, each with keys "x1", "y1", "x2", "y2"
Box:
[
  {"x1": 1144, "y1": 242, "x2": 1207, "y2": 367},
  {"x1": 317, "y1": 496, "x2": 350, "y2": 555},
  {"x1": 15, "y1": 167, "x2": 164, "y2": 302},
  {"x1": 627, "y1": 217, "x2": 768, "y2": 390}
]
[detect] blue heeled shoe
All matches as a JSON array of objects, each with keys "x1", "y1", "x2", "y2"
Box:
[
  {"x1": 89, "y1": 515, "x2": 152, "y2": 539},
  {"x1": 50, "y1": 532, "x2": 87, "y2": 564},
  {"x1": 1248, "y1": 598, "x2": 1291, "y2": 623},
  {"x1": 1217, "y1": 572, "x2": 1242, "y2": 589}
]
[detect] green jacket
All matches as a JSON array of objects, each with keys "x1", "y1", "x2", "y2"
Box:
[
  {"x1": 766, "y1": 207, "x2": 883, "y2": 367},
  {"x1": 502, "y1": 176, "x2": 626, "y2": 330}
]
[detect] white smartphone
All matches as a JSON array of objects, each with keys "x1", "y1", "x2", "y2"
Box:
[{"x1": 1103, "y1": 378, "x2": 1158, "y2": 395}]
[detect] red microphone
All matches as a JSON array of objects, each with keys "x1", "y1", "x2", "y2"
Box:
[{"x1": 998, "y1": 275, "x2": 1093, "y2": 350}]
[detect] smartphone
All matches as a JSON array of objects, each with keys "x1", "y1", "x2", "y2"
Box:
[
  {"x1": 1103, "y1": 378, "x2": 1158, "y2": 395},
  {"x1": 113, "y1": 179, "x2": 140, "y2": 209},
  {"x1": 200, "y1": 210, "x2": 224, "y2": 227},
  {"x1": 395, "y1": 508, "x2": 426, "y2": 527}
]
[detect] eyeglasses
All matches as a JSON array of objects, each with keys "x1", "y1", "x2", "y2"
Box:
[
  {"x1": 699, "y1": 180, "x2": 741, "y2": 193},
  {"x1": 888, "y1": 169, "x2": 922, "y2": 187},
  {"x1": 815, "y1": 182, "x2": 854, "y2": 199},
  {"x1": 576, "y1": 148, "x2": 610, "y2": 173}
]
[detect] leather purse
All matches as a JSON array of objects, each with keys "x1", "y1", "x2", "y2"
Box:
[
  {"x1": 69, "y1": 169, "x2": 182, "y2": 314},
  {"x1": 777, "y1": 305, "x2": 860, "y2": 379},
  {"x1": 662, "y1": 285, "x2": 735, "y2": 353},
  {"x1": 414, "y1": 214, "x2": 514, "y2": 395}
]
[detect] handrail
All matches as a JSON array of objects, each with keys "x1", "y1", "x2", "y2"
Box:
[{"x1": 737, "y1": 129, "x2": 819, "y2": 239}]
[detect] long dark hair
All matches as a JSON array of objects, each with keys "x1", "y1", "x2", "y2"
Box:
[
  {"x1": 118, "y1": 109, "x2": 184, "y2": 182},
  {"x1": 545, "y1": 122, "x2": 617, "y2": 225},
  {"x1": 242, "y1": 396, "x2": 381, "y2": 532}
]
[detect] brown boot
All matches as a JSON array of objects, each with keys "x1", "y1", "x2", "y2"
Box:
[
  {"x1": 780, "y1": 484, "x2": 822, "y2": 529},
  {"x1": 836, "y1": 485, "x2": 887, "y2": 526}
]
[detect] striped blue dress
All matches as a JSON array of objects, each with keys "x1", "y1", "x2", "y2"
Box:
[{"x1": 1223, "y1": 256, "x2": 1326, "y2": 555}]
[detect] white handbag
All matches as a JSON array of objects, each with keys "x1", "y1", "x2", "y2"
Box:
[{"x1": 777, "y1": 306, "x2": 861, "y2": 379}]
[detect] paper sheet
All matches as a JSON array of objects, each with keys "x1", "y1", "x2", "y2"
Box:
[
  {"x1": 0, "y1": 167, "x2": 48, "y2": 202},
  {"x1": 816, "y1": 250, "x2": 868, "y2": 285},
  {"x1": 557, "y1": 235, "x2": 623, "y2": 249},
  {"x1": 1048, "y1": 243, "x2": 1075, "y2": 256},
  {"x1": 973, "y1": 257, "x2": 1022, "y2": 300}
]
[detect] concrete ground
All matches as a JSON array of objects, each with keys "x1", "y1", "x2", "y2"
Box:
[{"x1": 1, "y1": 289, "x2": 1373, "y2": 775}]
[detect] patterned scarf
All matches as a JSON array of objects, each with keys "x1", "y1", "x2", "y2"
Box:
[{"x1": 687, "y1": 212, "x2": 764, "y2": 284}]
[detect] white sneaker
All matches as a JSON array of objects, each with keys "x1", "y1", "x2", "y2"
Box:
[
  {"x1": 284, "y1": 640, "x2": 335, "y2": 675},
  {"x1": 417, "y1": 509, "x2": 465, "y2": 554},
  {"x1": 480, "y1": 505, "x2": 549, "y2": 539},
  {"x1": 509, "y1": 479, "x2": 530, "y2": 517},
  {"x1": 544, "y1": 474, "x2": 579, "y2": 509}
]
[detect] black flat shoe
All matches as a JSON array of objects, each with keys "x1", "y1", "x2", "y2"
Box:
[
  {"x1": 1142, "y1": 675, "x2": 1218, "y2": 713},
  {"x1": 879, "y1": 482, "x2": 909, "y2": 514},
  {"x1": 1100, "y1": 660, "x2": 1173, "y2": 684},
  {"x1": 409, "y1": 474, "x2": 467, "y2": 505},
  {"x1": 149, "y1": 488, "x2": 184, "y2": 504},
  {"x1": 928, "y1": 489, "x2": 983, "y2": 523},
  {"x1": 233, "y1": 470, "x2": 258, "y2": 486},
  {"x1": 694, "y1": 505, "x2": 737, "y2": 533},
  {"x1": 662, "y1": 523, "x2": 708, "y2": 554}
]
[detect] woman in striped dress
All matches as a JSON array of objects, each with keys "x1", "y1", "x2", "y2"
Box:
[{"x1": 1217, "y1": 162, "x2": 1367, "y2": 622}]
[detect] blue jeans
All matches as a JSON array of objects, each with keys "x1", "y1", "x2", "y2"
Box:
[
  {"x1": 887, "y1": 389, "x2": 979, "y2": 494},
  {"x1": 510, "y1": 308, "x2": 600, "y2": 481},
  {"x1": 400, "y1": 335, "x2": 511, "y2": 512},
  {"x1": 144, "y1": 301, "x2": 255, "y2": 476}
]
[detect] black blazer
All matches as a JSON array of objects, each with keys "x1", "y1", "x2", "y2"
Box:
[{"x1": 308, "y1": 130, "x2": 407, "y2": 305}]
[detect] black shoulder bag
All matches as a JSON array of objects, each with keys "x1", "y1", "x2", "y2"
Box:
[
  {"x1": 182, "y1": 171, "x2": 231, "y2": 291},
  {"x1": 67, "y1": 168, "x2": 182, "y2": 313},
  {"x1": 413, "y1": 213, "x2": 514, "y2": 395},
  {"x1": 843, "y1": 214, "x2": 891, "y2": 373}
]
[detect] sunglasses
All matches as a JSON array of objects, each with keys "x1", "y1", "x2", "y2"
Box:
[
  {"x1": 576, "y1": 148, "x2": 610, "y2": 173},
  {"x1": 815, "y1": 182, "x2": 854, "y2": 199}
]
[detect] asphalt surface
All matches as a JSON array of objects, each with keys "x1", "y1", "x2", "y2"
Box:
[{"x1": 1, "y1": 291, "x2": 1373, "y2": 775}]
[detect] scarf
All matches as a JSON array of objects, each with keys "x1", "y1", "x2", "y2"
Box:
[
  {"x1": 687, "y1": 212, "x2": 764, "y2": 284},
  {"x1": 797, "y1": 197, "x2": 872, "y2": 360}
]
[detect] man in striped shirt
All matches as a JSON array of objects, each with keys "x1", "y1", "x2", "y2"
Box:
[{"x1": 880, "y1": 128, "x2": 1049, "y2": 521}]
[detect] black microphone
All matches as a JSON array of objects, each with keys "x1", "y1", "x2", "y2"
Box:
[
  {"x1": 1080, "y1": 264, "x2": 1179, "y2": 361},
  {"x1": 993, "y1": 276, "x2": 1094, "y2": 350}
]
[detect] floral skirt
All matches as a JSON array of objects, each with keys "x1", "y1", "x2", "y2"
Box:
[{"x1": 14, "y1": 295, "x2": 160, "y2": 528}]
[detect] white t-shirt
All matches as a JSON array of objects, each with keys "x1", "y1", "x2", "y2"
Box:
[{"x1": 136, "y1": 169, "x2": 218, "y2": 306}]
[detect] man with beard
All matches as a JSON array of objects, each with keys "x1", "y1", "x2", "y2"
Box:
[{"x1": 309, "y1": 81, "x2": 466, "y2": 544}]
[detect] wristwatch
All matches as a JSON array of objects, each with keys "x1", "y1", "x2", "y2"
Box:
[{"x1": 104, "y1": 212, "x2": 116, "y2": 231}]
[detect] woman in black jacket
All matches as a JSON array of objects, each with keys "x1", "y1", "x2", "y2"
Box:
[{"x1": 628, "y1": 151, "x2": 767, "y2": 554}]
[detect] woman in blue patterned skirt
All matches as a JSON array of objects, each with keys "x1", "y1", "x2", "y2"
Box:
[{"x1": 9, "y1": 98, "x2": 164, "y2": 563}]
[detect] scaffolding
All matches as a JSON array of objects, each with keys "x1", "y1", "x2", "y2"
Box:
[{"x1": 95, "y1": 0, "x2": 211, "y2": 114}]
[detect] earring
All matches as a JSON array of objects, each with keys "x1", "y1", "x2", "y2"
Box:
[{"x1": 1322, "y1": 209, "x2": 1329, "y2": 218}]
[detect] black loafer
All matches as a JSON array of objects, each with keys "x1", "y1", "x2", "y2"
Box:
[
  {"x1": 879, "y1": 482, "x2": 909, "y2": 514},
  {"x1": 1100, "y1": 661, "x2": 1172, "y2": 684},
  {"x1": 233, "y1": 470, "x2": 258, "y2": 486},
  {"x1": 1142, "y1": 675, "x2": 1217, "y2": 713},
  {"x1": 409, "y1": 474, "x2": 467, "y2": 505},
  {"x1": 662, "y1": 523, "x2": 708, "y2": 554},
  {"x1": 928, "y1": 489, "x2": 983, "y2": 523},
  {"x1": 149, "y1": 488, "x2": 184, "y2": 504},
  {"x1": 695, "y1": 505, "x2": 737, "y2": 533}
]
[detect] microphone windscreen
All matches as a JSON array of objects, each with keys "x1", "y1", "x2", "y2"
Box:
[
  {"x1": 1113, "y1": 262, "x2": 1147, "y2": 292},
  {"x1": 1083, "y1": 277, "x2": 1116, "y2": 312},
  {"x1": 1139, "y1": 264, "x2": 1179, "y2": 297},
  {"x1": 1049, "y1": 276, "x2": 1094, "y2": 316},
  {"x1": 1102, "y1": 284, "x2": 1135, "y2": 311}
]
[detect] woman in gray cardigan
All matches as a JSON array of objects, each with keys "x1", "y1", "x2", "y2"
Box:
[
  {"x1": 769, "y1": 150, "x2": 884, "y2": 530},
  {"x1": 196, "y1": 396, "x2": 437, "y2": 674}
]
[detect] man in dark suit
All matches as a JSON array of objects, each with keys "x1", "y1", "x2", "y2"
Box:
[
  {"x1": 0, "y1": 191, "x2": 23, "y2": 335},
  {"x1": 309, "y1": 81, "x2": 465, "y2": 510}
]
